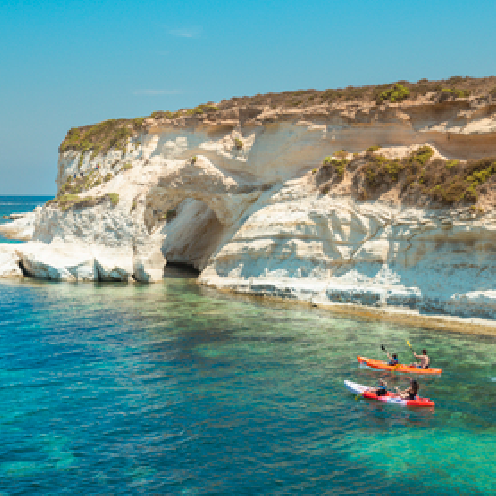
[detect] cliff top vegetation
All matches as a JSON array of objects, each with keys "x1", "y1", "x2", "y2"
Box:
[
  {"x1": 316, "y1": 146, "x2": 496, "y2": 209},
  {"x1": 59, "y1": 76, "x2": 496, "y2": 154},
  {"x1": 148, "y1": 75, "x2": 496, "y2": 117},
  {"x1": 59, "y1": 118, "x2": 144, "y2": 155}
]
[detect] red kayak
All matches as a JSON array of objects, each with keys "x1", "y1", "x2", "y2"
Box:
[
  {"x1": 358, "y1": 356, "x2": 442, "y2": 375},
  {"x1": 344, "y1": 380, "x2": 435, "y2": 407}
]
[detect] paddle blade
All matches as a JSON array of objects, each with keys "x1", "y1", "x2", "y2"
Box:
[{"x1": 381, "y1": 344, "x2": 386, "y2": 352}]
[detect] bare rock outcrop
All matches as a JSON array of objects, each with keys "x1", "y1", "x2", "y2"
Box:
[{"x1": 2, "y1": 80, "x2": 495, "y2": 328}]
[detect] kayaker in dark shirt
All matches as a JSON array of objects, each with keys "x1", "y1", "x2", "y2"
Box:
[
  {"x1": 369, "y1": 378, "x2": 388, "y2": 396},
  {"x1": 396, "y1": 379, "x2": 419, "y2": 400},
  {"x1": 409, "y1": 349, "x2": 430, "y2": 369},
  {"x1": 386, "y1": 352, "x2": 399, "y2": 366}
]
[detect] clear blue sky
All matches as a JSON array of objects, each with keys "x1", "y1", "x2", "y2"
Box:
[{"x1": 1, "y1": 0, "x2": 495, "y2": 194}]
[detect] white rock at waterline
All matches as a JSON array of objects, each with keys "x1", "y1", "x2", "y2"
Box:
[
  {"x1": 0, "y1": 211, "x2": 37, "y2": 241},
  {"x1": 0, "y1": 246, "x2": 23, "y2": 277}
]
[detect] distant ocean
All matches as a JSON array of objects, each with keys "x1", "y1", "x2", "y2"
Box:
[{"x1": 0, "y1": 195, "x2": 53, "y2": 243}]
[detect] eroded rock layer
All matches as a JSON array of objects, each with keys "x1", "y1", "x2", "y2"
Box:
[{"x1": 1, "y1": 89, "x2": 495, "y2": 325}]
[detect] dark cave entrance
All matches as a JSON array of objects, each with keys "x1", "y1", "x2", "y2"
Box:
[{"x1": 163, "y1": 261, "x2": 201, "y2": 278}]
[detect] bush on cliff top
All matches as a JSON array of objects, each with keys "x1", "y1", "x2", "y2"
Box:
[
  {"x1": 375, "y1": 84, "x2": 410, "y2": 104},
  {"x1": 316, "y1": 144, "x2": 495, "y2": 205},
  {"x1": 59, "y1": 118, "x2": 144, "y2": 156},
  {"x1": 358, "y1": 146, "x2": 495, "y2": 204},
  {"x1": 322, "y1": 156, "x2": 348, "y2": 179},
  {"x1": 47, "y1": 193, "x2": 120, "y2": 211}
]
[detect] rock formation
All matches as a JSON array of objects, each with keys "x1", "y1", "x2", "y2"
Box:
[{"x1": 1, "y1": 77, "x2": 495, "y2": 326}]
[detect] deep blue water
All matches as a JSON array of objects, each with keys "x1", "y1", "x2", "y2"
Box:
[
  {"x1": 0, "y1": 198, "x2": 494, "y2": 495},
  {"x1": 0, "y1": 196, "x2": 53, "y2": 243}
]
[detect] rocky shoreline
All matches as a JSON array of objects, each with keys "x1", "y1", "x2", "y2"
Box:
[{"x1": 1, "y1": 79, "x2": 495, "y2": 333}]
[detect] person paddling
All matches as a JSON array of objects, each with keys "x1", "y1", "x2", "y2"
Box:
[
  {"x1": 370, "y1": 378, "x2": 388, "y2": 396},
  {"x1": 396, "y1": 378, "x2": 419, "y2": 400},
  {"x1": 410, "y1": 349, "x2": 430, "y2": 369},
  {"x1": 386, "y1": 352, "x2": 399, "y2": 366}
]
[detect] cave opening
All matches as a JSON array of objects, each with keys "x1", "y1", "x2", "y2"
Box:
[
  {"x1": 163, "y1": 261, "x2": 200, "y2": 278},
  {"x1": 160, "y1": 198, "x2": 226, "y2": 278}
]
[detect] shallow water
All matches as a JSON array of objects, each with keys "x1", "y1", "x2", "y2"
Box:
[{"x1": 0, "y1": 277, "x2": 494, "y2": 495}]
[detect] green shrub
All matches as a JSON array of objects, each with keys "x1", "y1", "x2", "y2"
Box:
[
  {"x1": 90, "y1": 145, "x2": 102, "y2": 160},
  {"x1": 108, "y1": 193, "x2": 119, "y2": 206},
  {"x1": 123, "y1": 163, "x2": 133, "y2": 170},
  {"x1": 48, "y1": 193, "x2": 82, "y2": 210},
  {"x1": 360, "y1": 146, "x2": 495, "y2": 205},
  {"x1": 439, "y1": 88, "x2": 470, "y2": 99},
  {"x1": 58, "y1": 193, "x2": 80, "y2": 202},
  {"x1": 59, "y1": 118, "x2": 141, "y2": 156},
  {"x1": 366, "y1": 145, "x2": 381, "y2": 152},
  {"x1": 362, "y1": 146, "x2": 434, "y2": 190},
  {"x1": 150, "y1": 110, "x2": 164, "y2": 119},
  {"x1": 191, "y1": 156, "x2": 197, "y2": 164},
  {"x1": 234, "y1": 138, "x2": 243, "y2": 150},
  {"x1": 408, "y1": 146, "x2": 434, "y2": 167},
  {"x1": 186, "y1": 104, "x2": 218, "y2": 116},
  {"x1": 323, "y1": 156, "x2": 348, "y2": 178},
  {"x1": 333, "y1": 150, "x2": 348, "y2": 158},
  {"x1": 454, "y1": 88, "x2": 469, "y2": 98},
  {"x1": 376, "y1": 84, "x2": 410, "y2": 104}
]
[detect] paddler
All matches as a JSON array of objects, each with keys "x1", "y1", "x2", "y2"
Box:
[
  {"x1": 396, "y1": 378, "x2": 419, "y2": 400},
  {"x1": 386, "y1": 352, "x2": 399, "y2": 366},
  {"x1": 370, "y1": 378, "x2": 388, "y2": 396},
  {"x1": 410, "y1": 349, "x2": 430, "y2": 369}
]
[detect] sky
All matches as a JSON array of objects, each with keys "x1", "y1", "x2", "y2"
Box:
[{"x1": 1, "y1": 0, "x2": 495, "y2": 195}]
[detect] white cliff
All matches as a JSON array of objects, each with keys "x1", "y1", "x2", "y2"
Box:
[
  {"x1": 0, "y1": 210, "x2": 38, "y2": 240},
  {"x1": 1, "y1": 88, "x2": 495, "y2": 329}
]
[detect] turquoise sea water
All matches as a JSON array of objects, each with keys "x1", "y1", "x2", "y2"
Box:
[{"x1": 0, "y1": 198, "x2": 495, "y2": 494}]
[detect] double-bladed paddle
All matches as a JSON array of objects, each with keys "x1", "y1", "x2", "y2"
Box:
[{"x1": 407, "y1": 340, "x2": 416, "y2": 356}]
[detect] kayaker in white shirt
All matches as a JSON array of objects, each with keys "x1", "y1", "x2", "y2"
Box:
[{"x1": 410, "y1": 349, "x2": 430, "y2": 369}]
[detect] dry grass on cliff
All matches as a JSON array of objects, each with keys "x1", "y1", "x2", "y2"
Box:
[
  {"x1": 59, "y1": 76, "x2": 496, "y2": 152},
  {"x1": 59, "y1": 118, "x2": 145, "y2": 157},
  {"x1": 46, "y1": 193, "x2": 120, "y2": 211},
  {"x1": 211, "y1": 75, "x2": 496, "y2": 110},
  {"x1": 316, "y1": 147, "x2": 496, "y2": 209}
]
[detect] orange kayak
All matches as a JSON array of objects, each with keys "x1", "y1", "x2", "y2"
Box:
[{"x1": 357, "y1": 356, "x2": 442, "y2": 375}]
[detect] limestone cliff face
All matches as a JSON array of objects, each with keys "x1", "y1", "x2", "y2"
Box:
[{"x1": 1, "y1": 95, "x2": 495, "y2": 324}]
